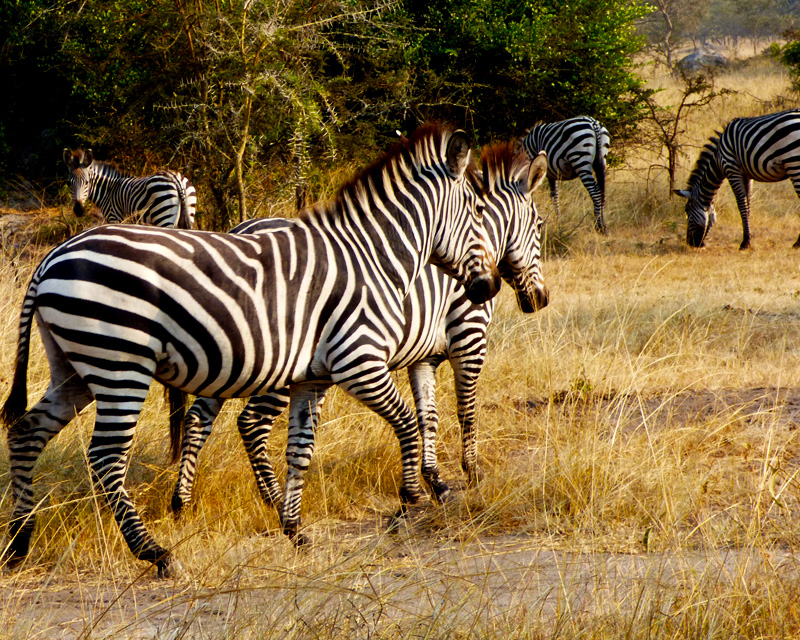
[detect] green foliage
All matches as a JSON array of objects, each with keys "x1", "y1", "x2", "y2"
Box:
[
  {"x1": 402, "y1": 0, "x2": 650, "y2": 140},
  {"x1": 780, "y1": 33, "x2": 800, "y2": 93},
  {"x1": 0, "y1": 0, "x2": 650, "y2": 223}
]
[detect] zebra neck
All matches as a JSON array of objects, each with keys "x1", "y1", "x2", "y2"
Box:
[
  {"x1": 693, "y1": 154, "x2": 726, "y2": 208},
  {"x1": 90, "y1": 165, "x2": 132, "y2": 215},
  {"x1": 307, "y1": 204, "x2": 422, "y2": 299}
]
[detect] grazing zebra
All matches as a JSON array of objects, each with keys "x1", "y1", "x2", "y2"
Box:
[
  {"x1": 520, "y1": 116, "x2": 610, "y2": 233},
  {"x1": 2, "y1": 124, "x2": 499, "y2": 577},
  {"x1": 63, "y1": 148, "x2": 197, "y2": 229},
  {"x1": 170, "y1": 144, "x2": 550, "y2": 516},
  {"x1": 675, "y1": 109, "x2": 800, "y2": 249}
]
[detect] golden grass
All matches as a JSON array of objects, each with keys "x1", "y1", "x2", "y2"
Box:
[{"x1": 2, "y1": 54, "x2": 800, "y2": 638}]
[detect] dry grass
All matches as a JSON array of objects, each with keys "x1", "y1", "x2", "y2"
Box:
[{"x1": 2, "y1": 54, "x2": 800, "y2": 638}]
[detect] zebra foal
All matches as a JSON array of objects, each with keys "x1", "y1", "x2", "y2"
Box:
[
  {"x1": 676, "y1": 109, "x2": 800, "y2": 249},
  {"x1": 3, "y1": 124, "x2": 499, "y2": 577},
  {"x1": 63, "y1": 148, "x2": 197, "y2": 228},
  {"x1": 520, "y1": 116, "x2": 610, "y2": 233},
  {"x1": 170, "y1": 143, "x2": 550, "y2": 515}
]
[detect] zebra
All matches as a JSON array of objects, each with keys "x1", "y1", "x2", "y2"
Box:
[
  {"x1": 63, "y1": 148, "x2": 197, "y2": 229},
  {"x1": 3, "y1": 124, "x2": 499, "y2": 577},
  {"x1": 520, "y1": 116, "x2": 610, "y2": 234},
  {"x1": 169, "y1": 143, "x2": 550, "y2": 517},
  {"x1": 675, "y1": 109, "x2": 800, "y2": 250}
]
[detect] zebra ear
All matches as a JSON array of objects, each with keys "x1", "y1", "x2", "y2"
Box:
[
  {"x1": 82, "y1": 149, "x2": 94, "y2": 166},
  {"x1": 673, "y1": 189, "x2": 691, "y2": 199},
  {"x1": 445, "y1": 130, "x2": 472, "y2": 178},
  {"x1": 526, "y1": 151, "x2": 548, "y2": 193},
  {"x1": 63, "y1": 148, "x2": 72, "y2": 167}
]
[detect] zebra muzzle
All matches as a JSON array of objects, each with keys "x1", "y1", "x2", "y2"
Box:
[
  {"x1": 464, "y1": 269, "x2": 501, "y2": 304},
  {"x1": 73, "y1": 201, "x2": 86, "y2": 217}
]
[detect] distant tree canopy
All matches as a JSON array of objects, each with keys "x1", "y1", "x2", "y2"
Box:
[{"x1": 0, "y1": 0, "x2": 648, "y2": 226}]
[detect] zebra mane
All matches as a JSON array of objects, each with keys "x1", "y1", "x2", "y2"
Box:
[
  {"x1": 86, "y1": 157, "x2": 134, "y2": 178},
  {"x1": 685, "y1": 134, "x2": 721, "y2": 192},
  {"x1": 301, "y1": 123, "x2": 479, "y2": 222},
  {"x1": 479, "y1": 141, "x2": 525, "y2": 187}
]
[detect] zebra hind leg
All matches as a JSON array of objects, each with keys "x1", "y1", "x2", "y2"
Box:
[
  {"x1": 90, "y1": 395, "x2": 177, "y2": 578},
  {"x1": 237, "y1": 391, "x2": 292, "y2": 508},
  {"x1": 280, "y1": 384, "x2": 330, "y2": 546},
  {"x1": 171, "y1": 398, "x2": 223, "y2": 515},
  {"x1": 408, "y1": 360, "x2": 451, "y2": 503},
  {"x1": 3, "y1": 377, "x2": 93, "y2": 570}
]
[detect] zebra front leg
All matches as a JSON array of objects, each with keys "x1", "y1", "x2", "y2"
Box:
[
  {"x1": 237, "y1": 391, "x2": 292, "y2": 507},
  {"x1": 728, "y1": 173, "x2": 752, "y2": 250},
  {"x1": 788, "y1": 173, "x2": 800, "y2": 248},
  {"x1": 452, "y1": 351, "x2": 486, "y2": 488},
  {"x1": 3, "y1": 382, "x2": 93, "y2": 570},
  {"x1": 280, "y1": 384, "x2": 330, "y2": 545},
  {"x1": 408, "y1": 359, "x2": 451, "y2": 503},
  {"x1": 171, "y1": 398, "x2": 223, "y2": 515},
  {"x1": 90, "y1": 398, "x2": 175, "y2": 578},
  {"x1": 337, "y1": 368, "x2": 425, "y2": 528}
]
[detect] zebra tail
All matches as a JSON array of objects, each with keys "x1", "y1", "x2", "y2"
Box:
[
  {"x1": 167, "y1": 387, "x2": 187, "y2": 464},
  {"x1": 1, "y1": 281, "x2": 38, "y2": 427}
]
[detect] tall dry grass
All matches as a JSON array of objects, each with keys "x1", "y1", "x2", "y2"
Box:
[{"x1": 2, "y1": 51, "x2": 800, "y2": 638}]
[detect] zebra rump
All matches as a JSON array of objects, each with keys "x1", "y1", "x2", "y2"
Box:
[{"x1": 520, "y1": 116, "x2": 610, "y2": 234}]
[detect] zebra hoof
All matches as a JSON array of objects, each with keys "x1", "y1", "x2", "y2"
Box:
[
  {"x1": 386, "y1": 507, "x2": 408, "y2": 535},
  {"x1": 156, "y1": 556, "x2": 184, "y2": 580},
  {"x1": 170, "y1": 493, "x2": 187, "y2": 517},
  {"x1": 1, "y1": 550, "x2": 27, "y2": 572}
]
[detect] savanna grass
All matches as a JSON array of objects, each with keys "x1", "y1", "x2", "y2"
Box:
[{"x1": 2, "y1": 47, "x2": 800, "y2": 638}]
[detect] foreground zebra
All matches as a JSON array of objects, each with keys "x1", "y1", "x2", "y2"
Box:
[
  {"x1": 520, "y1": 116, "x2": 610, "y2": 233},
  {"x1": 63, "y1": 148, "x2": 197, "y2": 228},
  {"x1": 170, "y1": 144, "x2": 550, "y2": 515},
  {"x1": 676, "y1": 109, "x2": 800, "y2": 249},
  {"x1": 3, "y1": 125, "x2": 499, "y2": 577}
]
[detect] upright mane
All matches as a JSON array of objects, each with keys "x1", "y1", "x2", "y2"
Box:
[
  {"x1": 479, "y1": 141, "x2": 526, "y2": 188},
  {"x1": 301, "y1": 123, "x2": 478, "y2": 222},
  {"x1": 685, "y1": 135, "x2": 720, "y2": 192}
]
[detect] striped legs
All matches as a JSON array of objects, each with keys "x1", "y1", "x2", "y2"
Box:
[
  {"x1": 90, "y1": 395, "x2": 173, "y2": 576},
  {"x1": 451, "y1": 349, "x2": 486, "y2": 488},
  {"x1": 171, "y1": 398, "x2": 223, "y2": 514},
  {"x1": 281, "y1": 384, "x2": 330, "y2": 543},
  {"x1": 3, "y1": 377, "x2": 93, "y2": 568},
  {"x1": 171, "y1": 391, "x2": 293, "y2": 514},
  {"x1": 408, "y1": 358, "x2": 451, "y2": 502},
  {"x1": 236, "y1": 392, "x2": 291, "y2": 505},
  {"x1": 280, "y1": 369, "x2": 425, "y2": 543},
  {"x1": 727, "y1": 172, "x2": 753, "y2": 250},
  {"x1": 575, "y1": 166, "x2": 607, "y2": 234},
  {"x1": 788, "y1": 171, "x2": 800, "y2": 248}
]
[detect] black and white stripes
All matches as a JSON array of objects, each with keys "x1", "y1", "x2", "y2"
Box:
[
  {"x1": 4, "y1": 124, "x2": 499, "y2": 576},
  {"x1": 169, "y1": 143, "x2": 550, "y2": 515},
  {"x1": 520, "y1": 116, "x2": 610, "y2": 233},
  {"x1": 675, "y1": 109, "x2": 800, "y2": 249},
  {"x1": 63, "y1": 148, "x2": 197, "y2": 229}
]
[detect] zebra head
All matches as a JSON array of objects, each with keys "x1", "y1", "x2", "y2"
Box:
[
  {"x1": 63, "y1": 148, "x2": 95, "y2": 217},
  {"x1": 676, "y1": 137, "x2": 722, "y2": 247},
  {"x1": 674, "y1": 188, "x2": 717, "y2": 248},
  {"x1": 426, "y1": 128, "x2": 501, "y2": 305},
  {"x1": 483, "y1": 146, "x2": 549, "y2": 313}
]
